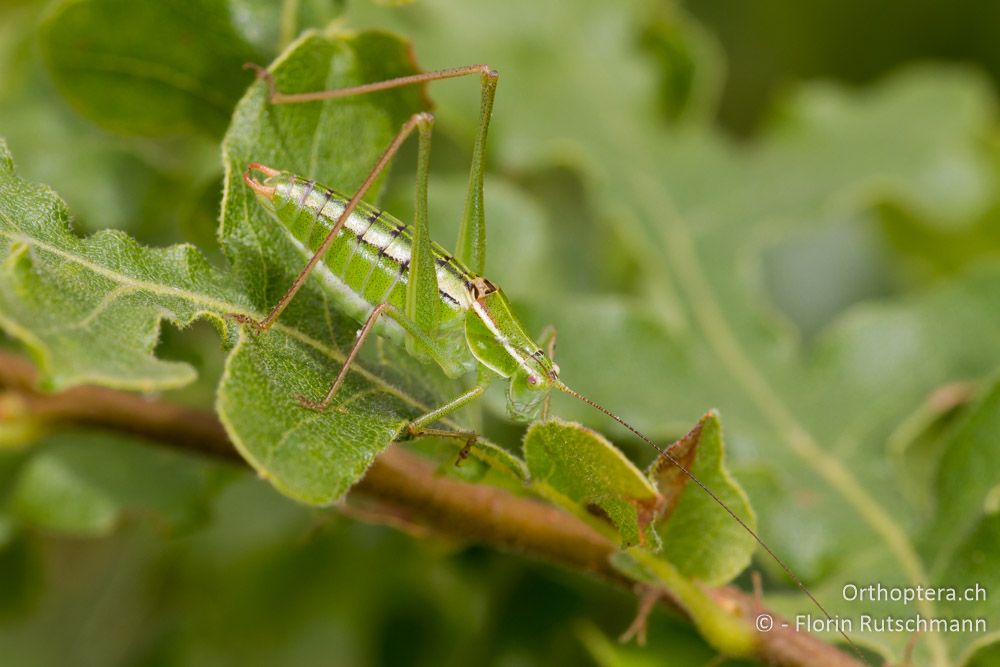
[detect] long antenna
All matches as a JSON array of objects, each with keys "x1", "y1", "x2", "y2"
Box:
[{"x1": 555, "y1": 381, "x2": 871, "y2": 666}]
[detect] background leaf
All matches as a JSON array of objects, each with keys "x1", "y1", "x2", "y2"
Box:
[
  {"x1": 0, "y1": 1, "x2": 221, "y2": 246},
  {"x1": 925, "y1": 379, "x2": 1000, "y2": 659},
  {"x1": 40, "y1": 0, "x2": 266, "y2": 137},
  {"x1": 9, "y1": 432, "x2": 229, "y2": 535}
]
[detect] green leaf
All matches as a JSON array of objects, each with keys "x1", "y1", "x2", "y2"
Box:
[
  {"x1": 649, "y1": 412, "x2": 756, "y2": 585},
  {"x1": 601, "y1": 65, "x2": 997, "y2": 667},
  {"x1": 926, "y1": 380, "x2": 1000, "y2": 659},
  {"x1": 937, "y1": 511, "x2": 1000, "y2": 664},
  {"x1": 0, "y1": 141, "x2": 240, "y2": 391},
  {"x1": 522, "y1": 413, "x2": 754, "y2": 581},
  {"x1": 227, "y1": 0, "x2": 347, "y2": 55},
  {"x1": 636, "y1": 4, "x2": 724, "y2": 126},
  {"x1": 217, "y1": 331, "x2": 416, "y2": 503},
  {"x1": 929, "y1": 378, "x2": 1000, "y2": 569},
  {"x1": 524, "y1": 418, "x2": 661, "y2": 547},
  {"x1": 0, "y1": 2, "x2": 221, "y2": 246},
  {"x1": 40, "y1": 0, "x2": 265, "y2": 137},
  {"x1": 0, "y1": 515, "x2": 12, "y2": 550}
]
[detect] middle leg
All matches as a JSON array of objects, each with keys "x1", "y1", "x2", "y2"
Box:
[
  {"x1": 404, "y1": 383, "x2": 488, "y2": 466},
  {"x1": 299, "y1": 300, "x2": 488, "y2": 423},
  {"x1": 298, "y1": 299, "x2": 490, "y2": 463}
]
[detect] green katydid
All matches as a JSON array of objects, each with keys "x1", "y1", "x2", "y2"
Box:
[{"x1": 232, "y1": 62, "x2": 869, "y2": 664}]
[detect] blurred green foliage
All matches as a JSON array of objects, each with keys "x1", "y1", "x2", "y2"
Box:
[
  {"x1": 682, "y1": 0, "x2": 1000, "y2": 136},
  {"x1": 2, "y1": 0, "x2": 1000, "y2": 665}
]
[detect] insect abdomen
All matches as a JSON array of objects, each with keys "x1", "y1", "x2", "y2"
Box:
[{"x1": 271, "y1": 176, "x2": 474, "y2": 327}]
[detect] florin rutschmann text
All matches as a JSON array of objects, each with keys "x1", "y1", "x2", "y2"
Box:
[{"x1": 795, "y1": 613, "x2": 987, "y2": 634}]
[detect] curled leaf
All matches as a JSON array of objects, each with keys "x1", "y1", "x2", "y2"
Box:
[{"x1": 524, "y1": 418, "x2": 661, "y2": 547}]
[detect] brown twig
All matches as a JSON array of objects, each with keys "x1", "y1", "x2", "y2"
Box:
[{"x1": 0, "y1": 350, "x2": 863, "y2": 667}]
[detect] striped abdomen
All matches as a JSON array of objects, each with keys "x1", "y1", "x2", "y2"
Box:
[{"x1": 268, "y1": 174, "x2": 476, "y2": 341}]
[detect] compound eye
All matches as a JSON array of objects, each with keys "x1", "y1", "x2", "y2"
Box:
[{"x1": 527, "y1": 374, "x2": 538, "y2": 386}]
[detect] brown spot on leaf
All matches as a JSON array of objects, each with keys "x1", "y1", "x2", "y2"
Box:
[
  {"x1": 629, "y1": 494, "x2": 666, "y2": 548},
  {"x1": 648, "y1": 415, "x2": 705, "y2": 525}
]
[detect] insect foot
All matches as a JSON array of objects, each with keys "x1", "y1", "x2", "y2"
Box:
[
  {"x1": 295, "y1": 394, "x2": 328, "y2": 412},
  {"x1": 454, "y1": 436, "x2": 478, "y2": 467},
  {"x1": 224, "y1": 312, "x2": 266, "y2": 334},
  {"x1": 242, "y1": 62, "x2": 277, "y2": 100}
]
